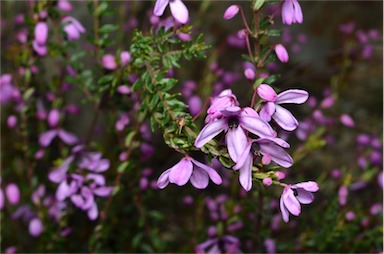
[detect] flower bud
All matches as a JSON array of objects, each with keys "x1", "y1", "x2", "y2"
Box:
[
  {"x1": 257, "y1": 84, "x2": 277, "y2": 102},
  {"x1": 244, "y1": 68, "x2": 255, "y2": 80},
  {"x1": 263, "y1": 177, "x2": 272, "y2": 186},
  {"x1": 275, "y1": 44, "x2": 289, "y2": 63},
  {"x1": 58, "y1": 0, "x2": 73, "y2": 11},
  {"x1": 117, "y1": 85, "x2": 132, "y2": 95},
  {"x1": 223, "y1": 5, "x2": 239, "y2": 20}
]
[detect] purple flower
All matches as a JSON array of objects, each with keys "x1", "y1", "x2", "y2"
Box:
[
  {"x1": 61, "y1": 16, "x2": 85, "y2": 41},
  {"x1": 257, "y1": 84, "x2": 309, "y2": 131},
  {"x1": 7, "y1": 115, "x2": 17, "y2": 128},
  {"x1": 196, "y1": 106, "x2": 276, "y2": 166},
  {"x1": 279, "y1": 181, "x2": 319, "y2": 222},
  {"x1": 281, "y1": 0, "x2": 303, "y2": 25},
  {"x1": 340, "y1": 114, "x2": 355, "y2": 128},
  {"x1": 153, "y1": 0, "x2": 189, "y2": 24},
  {"x1": 34, "y1": 22, "x2": 48, "y2": 45},
  {"x1": 223, "y1": 5, "x2": 239, "y2": 20},
  {"x1": 274, "y1": 44, "x2": 289, "y2": 63},
  {"x1": 157, "y1": 157, "x2": 222, "y2": 189},
  {"x1": 48, "y1": 109, "x2": 60, "y2": 128}
]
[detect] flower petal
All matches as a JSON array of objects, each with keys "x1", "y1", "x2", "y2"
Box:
[
  {"x1": 190, "y1": 167, "x2": 209, "y2": 189},
  {"x1": 87, "y1": 203, "x2": 98, "y2": 220},
  {"x1": 57, "y1": 129, "x2": 78, "y2": 145},
  {"x1": 283, "y1": 188, "x2": 301, "y2": 216},
  {"x1": 56, "y1": 180, "x2": 70, "y2": 201},
  {"x1": 233, "y1": 142, "x2": 252, "y2": 170},
  {"x1": 169, "y1": 0, "x2": 189, "y2": 24},
  {"x1": 93, "y1": 187, "x2": 113, "y2": 197},
  {"x1": 226, "y1": 127, "x2": 247, "y2": 163},
  {"x1": 281, "y1": 0, "x2": 294, "y2": 25},
  {"x1": 153, "y1": 0, "x2": 169, "y2": 16},
  {"x1": 190, "y1": 158, "x2": 222, "y2": 185},
  {"x1": 39, "y1": 130, "x2": 57, "y2": 147},
  {"x1": 273, "y1": 105, "x2": 299, "y2": 131},
  {"x1": 292, "y1": 0, "x2": 303, "y2": 23},
  {"x1": 259, "y1": 142, "x2": 293, "y2": 168},
  {"x1": 169, "y1": 158, "x2": 193, "y2": 186},
  {"x1": 239, "y1": 154, "x2": 253, "y2": 191},
  {"x1": 294, "y1": 181, "x2": 319, "y2": 192},
  {"x1": 295, "y1": 188, "x2": 314, "y2": 204},
  {"x1": 280, "y1": 195, "x2": 290, "y2": 222},
  {"x1": 257, "y1": 84, "x2": 277, "y2": 102},
  {"x1": 157, "y1": 169, "x2": 171, "y2": 189},
  {"x1": 276, "y1": 89, "x2": 309, "y2": 104},
  {"x1": 259, "y1": 102, "x2": 276, "y2": 122},
  {"x1": 195, "y1": 118, "x2": 226, "y2": 148},
  {"x1": 240, "y1": 116, "x2": 275, "y2": 137}
]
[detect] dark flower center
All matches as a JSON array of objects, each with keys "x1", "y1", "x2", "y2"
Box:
[
  {"x1": 228, "y1": 117, "x2": 239, "y2": 129},
  {"x1": 293, "y1": 189, "x2": 298, "y2": 196},
  {"x1": 251, "y1": 142, "x2": 261, "y2": 156}
]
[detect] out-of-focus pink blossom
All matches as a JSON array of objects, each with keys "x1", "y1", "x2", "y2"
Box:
[
  {"x1": 345, "y1": 211, "x2": 355, "y2": 221},
  {"x1": 57, "y1": 0, "x2": 73, "y2": 11},
  {"x1": 5, "y1": 183, "x2": 20, "y2": 205},
  {"x1": 120, "y1": 51, "x2": 131, "y2": 66},
  {"x1": 101, "y1": 54, "x2": 118, "y2": 70},
  {"x1": 29, "y1": 218, "x2": 44, "y2": 237},
  {"x1": 7, "y1": 115, "x2": 17, "y2": 128},
  {"x1": 281, "y1": 0, "x2": 303, "y2": 25}
]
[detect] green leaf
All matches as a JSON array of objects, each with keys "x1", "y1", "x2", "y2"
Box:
[
  {"x1": 117, "y1": 162, "x2": 129, "y2": 173},
  {"x1": 267, "y1": 29, "x2": 282, "y2": 37},
  {"x1": 23, "y1": 87, "x2": 35, "y2": 101},
  {"x1": 99, "y1": 24, "x2": 119, "y2": 34}
]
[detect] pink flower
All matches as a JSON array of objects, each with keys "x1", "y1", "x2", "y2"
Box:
[
  {"x1": 153, "y1": 0, "x2": 189, "y2": 24},
  {"x1": 195, "y1": 106, "x2": 275, "y2": 164},
  {"x1": 7, "y1": 115, "x2": 17, "y2": 128},
  {"x1": 280, "y1": 181, "x2": 319, "y2": 222},
  {"x1": 157, "y1": 157, "x2": 222, "y2": 189},
  {"x1": 48, "y1": 109, "x2": 60, "y2": 128},
  {"x1": 120, "y1": 51, "x2": 131, "y2": 66},
  {"x1": 223, "y1": 5, "x2": 239, "y2": 20},
  {"x1": 274, "y1": 44, "x2": 289, "y2": 63},
  {"x1": 61, "y1": 16, "x2": 85, "y2": 41},
  {"x1": 257, "y1": 84, "x2": 309, "y2": 131},
  {"x1": 281, "y1": 0, "x2": 303, "y2": 25}
]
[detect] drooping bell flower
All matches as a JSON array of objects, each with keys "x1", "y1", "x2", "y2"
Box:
[
  {"x1": 279, "y1": 181, "x2": 319, "y2": 222},
  {"x1": 274, "y1": 44, "x2": 289, "y2": 63},
  {"x1": 281, "y1": 0, "x2": 303, "y2": 25}
]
